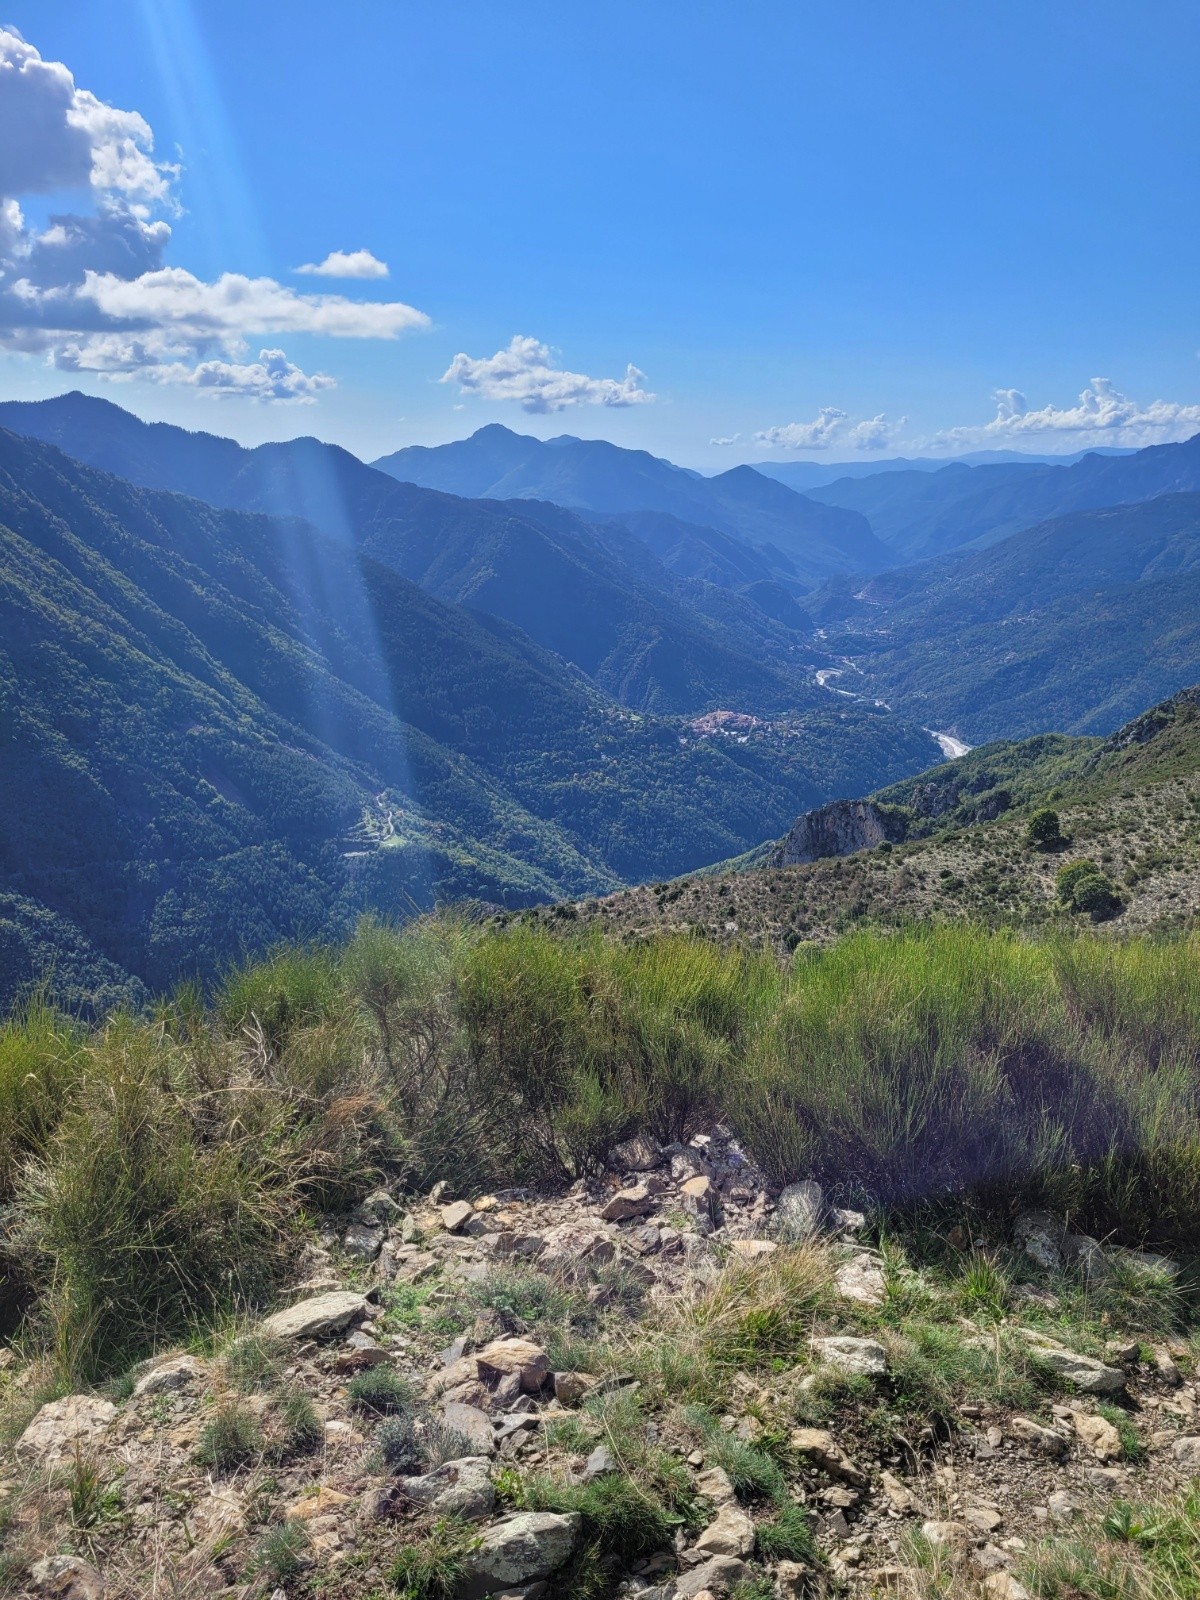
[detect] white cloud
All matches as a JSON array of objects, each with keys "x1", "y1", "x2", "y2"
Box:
[
  {"x1": 710, "y1": 433, "x2": 741, "y2": 446},
  {"x1": 753, "y1": 407, "x2": 904, "y2": 453},
  {"x1": 0, "y1": 27, "x2": 175, "y2": 203},
  {"x1": 442, "y1": 335, "x2": 654, "y2": 413},
  {"x1": 937, "y1": 378, "x2": 1200, "y2": 450},
  {"x1": 79, "y1": 267, "x2": 427, "y2": 340},
  {"x1": 0, "y1": 29, "x2": 428, "y2": 400},
  {"x1": 295, "y1": 248, "x2": 389, "y2": 279}
]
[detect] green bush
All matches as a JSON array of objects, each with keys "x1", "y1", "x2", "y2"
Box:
[
  {"x1": 197, "y1": 1401, "x2": 262, "y2": 1472},
  {"x1": 1057, "y1": 860, "x2": 1124, "y2": 920},
  {"x1": 377, "y1": 1413, "x2": 422, "y2": 1473},
  {"x1": 389, "y1": 1519, "x2": 474, "y2": 1600}
]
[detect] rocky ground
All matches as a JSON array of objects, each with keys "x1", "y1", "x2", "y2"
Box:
[{"x1": 3, "y1": 1128, "x2": 1198, "y2": 1600}]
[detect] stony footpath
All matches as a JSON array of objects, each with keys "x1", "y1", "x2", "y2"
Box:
[{"x1": 3, "y1": 1128, "x2": 1198, "y2": 1600}]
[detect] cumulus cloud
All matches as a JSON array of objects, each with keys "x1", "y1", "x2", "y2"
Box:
[
  {"x1": 752, "y1": 407, "x2": 903, "y2": 453},
  {"x1": 442, "y1": 335, "x2": 654, "y2": 413},
  {"x1": 295, "y1": 248, "x2": 389, "y2": 279},
  {"x1": 710, "y1": 433, "x2": 741, "y2": 446},
  {"x1": 0, "y1": 29, "x2": 427, "y2": 400},
  {"x1": 937, "y1": 379, "x2": 1200, "y2": 450}
]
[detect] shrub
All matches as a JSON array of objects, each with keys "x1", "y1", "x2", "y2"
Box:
[
  {"x1": 348, "y1": 1366, "x2": 417, "y2": 1417},
  {"x1": 247, "y1": 1519, "x2": 310, "y2": 1583},
  {"x1": 756, "y1": 1501, "x2": 816, "y2": 1563},
  {"x1": 522, "y1": 1470, "x2": 680, "y2": 1566},
  {"x1": 269, "y1": 1385, "x2": 323, "y2": 1456},
  {"x1": 1070, "y1": 871, "x2": 1124, "y2": 922},
  {"x1": 421, "y1": 1417, "x2": 473, "y2": 1469}
]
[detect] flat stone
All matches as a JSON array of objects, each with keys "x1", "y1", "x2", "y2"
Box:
[
  {"x1": 553, "y1": 1371, "x2": 594, "y2": 1405},
  {"x1": 728, "y1": 1239, "x2": 776, "y2": 1260},
  {"x1": 984, "y1": 1578, "x2": 1031, "y2": 1600},
  {"x1": 286, "y1": 1486, "x2": 353, "y2": 1520},
  {"x1": 1009, "y1": 1416, "x2": 1068, "y2": 1457},
  {"x1": 965, "y1": 1505, "x2": 1003, "y2": 1534},
  {"x1": 1047, "y1": 1488, "x2": 1086, "y2": 1522},
  {"x1": 1022, "y1": 1336, "x2": 1125, "y2": 1394},
  {"x1": 789, "y1": 1427, "x2": 865, "y2": 1485},
  {"x1": 813, "y1": 1335, "x2": 887, "y2": 1377},
  {"x1": 398, "y1": 1457, "x2": 495, "y2": 1520},
  {"x1": 673, "y1": 1556, "x2": 751, "y2": 1597},
  {"x1": 584, "y1": 1444, "x2": 617, "y2": 1480},
  {"x1": 694, "y1": 1503, "x2": 755, "y2": 1558},
  {"x1": 133, "y1": 1353, "x2": 206, "y2": 1398},
  {"x1": 1171, "y1": 1436, "x2": 1200, "y2": 1470},
  {"x1": 441, "y1": 1200, "x2": 476, "y2": 1233},
  {"x1": 261, "y1": 1290, "x2": 367, "y2": 1340},
  {"x1": 1073, "y1": 1412, "x2": 1123, "y2": 1462},
  {"x1": 879, "y1": 1470, "x2": 918, "y2": 1514},
  {"x1": 599, "y1": 1184, "x2": 655, "y2": 1222},
  {"x1": 463, "y1": 1511, "x2": 581, "y2": 1595},
  {"x1": 28, "y1": 1555, "x2": 104, "y2": 1599},
  {"x1": 18, "y1": 1394, "x2": 117, "y2": 1464}
]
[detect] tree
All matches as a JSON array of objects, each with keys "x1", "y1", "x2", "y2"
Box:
[{"x1": 1026, "y1": 808, "x2": 1064, "y2": 851}]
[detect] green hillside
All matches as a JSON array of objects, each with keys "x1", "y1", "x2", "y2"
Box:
[
  {"x1": 548, "y1": 685, "x2": 1200, "y2": 948},
  {"x1": 0, "y1": 429, "x2": 939, "y2": 1011}
]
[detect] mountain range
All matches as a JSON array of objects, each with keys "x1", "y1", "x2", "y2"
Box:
[{"x1": 4, "y1": 391, "x2": 1200, "y2": 1011}]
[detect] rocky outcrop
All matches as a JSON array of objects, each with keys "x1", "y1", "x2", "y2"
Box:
[{"x1": 769, "y1": 799, "x2": 906, "y2": 866}]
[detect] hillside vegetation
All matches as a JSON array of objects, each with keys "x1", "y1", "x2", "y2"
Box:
[
  {"x1": 1, "y1": 920, "x2": 1200, "y2": 1596},
  {"x1": 561, "y1": 687, "x2": 1200, "y2": 949}
]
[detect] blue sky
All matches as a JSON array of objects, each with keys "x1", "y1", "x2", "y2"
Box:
[{"x1": 2, "y1": 1, "x2": 1198, "y2": 466}]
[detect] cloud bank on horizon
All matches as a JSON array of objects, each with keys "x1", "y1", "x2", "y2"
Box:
[{"x1": 0, "y1": 27, "x2": 424, "y2": 399}]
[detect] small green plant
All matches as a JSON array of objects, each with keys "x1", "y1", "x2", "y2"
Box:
[
  {"x1": 224, "y1": 1332, "x2": 282, "y2": 1393},
  {"x1": 270, "y1": 1385, "x2": 323, "y2": 1456},
  {"x1": 756, "y1": 1500, "x2": 816, "y2": 1563},
  {"x1": 66, "y1": 1447, "x2": 123, "y2": 1530},
  {"x1": 247, "y1": 1518, "x2": 311, "y2": 1583},
  {"x1": 348, "y1": 1365, "x2": 417, "y2": 1417},
  {"x1": 196, "y1": 1401, "x2": 262, "y2": 1473},
  {"x1": 389, "y1": 1518, "x2": 474, "y2": 1600},
  {"x1": 955, "y1": 1252, "x2": 1011, "y2": 1318},
  {"x1": 422, "y1": 1417, "x2": 473, "y2": 1469}
]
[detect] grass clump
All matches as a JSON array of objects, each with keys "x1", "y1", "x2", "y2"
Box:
[
  {"x1": 755, "y1": 1500, "x2": 816, "y2": 1564},
  {"x1": 388, "y1": 1518, "x2": 474, "y2": 1600},
  {"x1": 196, "y1": 1400, "x2": 262, "y2": 1473},
  {"x1": 246, "y1": 1518, "x2": 311, "y2": 1583},
  {"x1": 348, "y1": 1365, "x2": 418, "y2": 1417},
  {"x1": 377, "y1": 1413, "x2": 422, "y2": 1474},
  {"x1": 1024, "y1": 1485, "x2": 1200, "y2": 1597},
  {"x1": 521, "y1": 1471, "x2": 682, "y2": 1567}
]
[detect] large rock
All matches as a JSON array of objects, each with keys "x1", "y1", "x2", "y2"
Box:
[
  {"x1": 1022, "y1": 1335, "x2": 1125, "y2": 1394},
  {"x1": 463, "y1": 1511, "x2": 580, "y2": 1594},
  {"x1": 28, "y1": 1556, "x2": 104, "y2": 1599},
  {"x1": 1009, "y1": 1416, "x2": 1068, "y2": 1457},
  {"x1": 694, "y1": 1502, "x2": 755, "y2": 1558},
  {"x1": 608, "y1": 1133, "x2": 663, "y2": 1172},
  {"x1": 18, "y1": 1394, "x2": 117, "y2": 1464},
  {"x1": 398, "y1": 1457, "x2": 495, "y2": 1520},
  {"x1": 770, "y1": 800, "x2": 905, "y2": 866},
  {"x1": 600, "y1": 1184, "x2": 655, "y2": 1222},
  {"x1": 813, "y1": 1335, "x2": 887, "y2": 1377},
  {"x1": 476, "y1": 1337, "x2": 550, "y2": 1394},
  {"x1": 441, "y1": 1200, "x2": 476, "y2": 1233},
  {"x1": 774, "y1": 1180, "x2": 823, "y2": 1239},
  {"x1": 260, "y1": 1290, "x2": 367, "y2": 1340},
  {"x1": 1171, "y1": 1436, "x2": 1200, "y2": 1470}
]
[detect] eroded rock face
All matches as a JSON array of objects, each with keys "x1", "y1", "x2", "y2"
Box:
[
  {"x1": 770, "y1": 800, "x2": 905, "y2": 866},
  {"x1": 813, "y1": 1335, "x2": 888, "y2": 1377},
  {"x1": 397, "y1": 1457, "x2": 495, "y2": 1520}
]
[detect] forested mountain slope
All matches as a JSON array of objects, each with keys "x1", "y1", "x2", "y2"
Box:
[{"x1": 0, "y1": 429, "x2": 939, "y2": 1011}]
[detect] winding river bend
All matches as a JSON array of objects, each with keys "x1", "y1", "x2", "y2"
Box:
[{"x1": 813, "y1": 661, "x2": 972, "y2": 761}]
